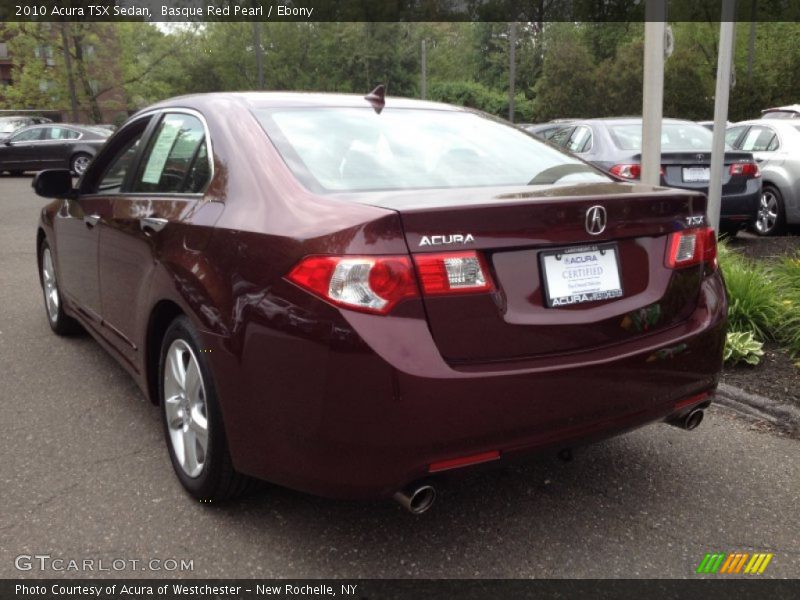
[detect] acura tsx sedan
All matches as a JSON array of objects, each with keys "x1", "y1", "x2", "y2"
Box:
[{"x1": 34, "y1": 91, "x2": 726, "y2": 512}]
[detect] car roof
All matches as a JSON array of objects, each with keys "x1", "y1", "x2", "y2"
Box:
[
  {"x1": 729, "y1": 118, "x2": 800, "y2": 128},
  {"x1": 145, "y1": 91, "x2": 466, "y2": 114},
  {"x1": 575, "y1": 117, "x2": 698, "y2": 126}
]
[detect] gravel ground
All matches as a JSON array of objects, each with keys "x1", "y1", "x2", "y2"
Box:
[{"x1": 721, "y1": 231, "x2": 799, "y2": 407}]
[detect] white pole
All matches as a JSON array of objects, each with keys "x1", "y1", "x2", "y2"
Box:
[
  {"x1": 641, "y1": 1, "x2": 666, "y2": 186},
  {"x1": 708, "y1": 1, "x2": 737, "y2": 233}
]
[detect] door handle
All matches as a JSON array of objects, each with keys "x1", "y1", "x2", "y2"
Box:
[
  {"x1": 83, "y1": 214, "x2": 101, "y2": 228},
  {"x1": 140, "y1": 216, "x2": 168, "y2": 233}
]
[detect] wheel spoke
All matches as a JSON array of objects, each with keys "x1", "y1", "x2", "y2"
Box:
[
  {"x1": 182, "y1": 428, "x2": 201, "y2": 476},
  {"x1": 164, "y1": 395, "x2": 183, "y2": 428},
  {"x1": 168, "y1": 347, "x2": 187, "y2": 391},
  {"x1": 184, "y1": 359, "x2": 202, "y2": 404},
  {"x1": 189, "y1": 416, "x2": 208, "y2": 455}
]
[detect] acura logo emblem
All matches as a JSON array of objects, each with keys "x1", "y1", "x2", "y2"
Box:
[{"x1": 585, "y1": 205, "x2": 607, "y2": 235}]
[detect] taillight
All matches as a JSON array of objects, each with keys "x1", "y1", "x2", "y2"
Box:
[
  {"x1": 609, "y1": 164, "x2": 665, "y2": 180},
  {"x1": 729, "y1": 162, "x2": 760, "y2": 178},
  {"x1": 609, "y1": 163, "x2": 641, "y2": 179},
  {"x1": 665, "y1": 227, "x2": 717, "y2": 271},
  {"x1": 413, "y1": 251, "x2": 493, "y2": 295},
  {"x1": 286, "y1": 251, "x2": 495, "y2": 314},
  {"x1": 287, "y1": 255, "x2": 418, "y2": 315}
]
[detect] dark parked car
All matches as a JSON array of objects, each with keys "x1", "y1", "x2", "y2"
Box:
[
  {"x1": 34, "y1": 93, "x2": 726, "y2": 511},
  {"x1": 0, "y1": 115, "x2": 52, "y2": 141},
  {"x1": 548, "y1": 118, "x2": 762, "y2": 235},
  {"x1": 0, "y1": 123, "x2": 110, "y2": 176}
]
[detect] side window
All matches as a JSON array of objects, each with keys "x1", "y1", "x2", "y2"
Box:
[
  {"x1": 132, "y1": 113, "x2": 211, "y2": 194},
  {"x1": 10, "y1": 128, "x2": 43, "y2": 142},
  {"x1": 549, "y1": 126, "x2": 575, "y2": 148},
  {"x1": 44, "y1": 127, "x2": 80, "y2": 140},
  {"x1": 725, "y1": 126, "x2": 746, "y2": 148},
  {"x1": 567, "y1": 126, "x2": 592, "y2": 153},
  {"x1": 740, "y1": 126, "x2": 778, "y2": 152}
]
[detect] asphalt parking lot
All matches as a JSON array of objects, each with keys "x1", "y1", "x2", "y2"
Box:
[{"x1": 1, "y1": 175, "x2": 798, "y2": 579}]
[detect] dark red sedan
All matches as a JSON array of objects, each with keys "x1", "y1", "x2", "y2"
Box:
[{"x1": 34, "y1": 92, "x2": 726, "y2": 512}]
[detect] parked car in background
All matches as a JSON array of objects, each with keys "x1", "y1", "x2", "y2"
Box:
[
  {"x1": 697, "y1": 120, "x2": 732, "y2": 131},
  {"x1": 0, "y1": 115, "x2": 53, "y2": 141},
  {"x1": 548, "y1": 118, "x2": 762, "y2": 235},
  {"x1": 760, "y1": 105, "x2": 800, "y2": 119},
  {"x1": 521, "y1": 119, "x2": 576, "y2": 141},
  {"x1": 0, "y1": 123, "x2": 110, "y2": 176},
  {"x1": 726, "y1": 119, "x2": 800, "y2": 235},
  {"x1": 32, "y1": 92, "x2": 725, "y2": 508}
]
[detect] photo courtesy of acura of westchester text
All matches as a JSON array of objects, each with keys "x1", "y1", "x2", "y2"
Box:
[{"x1": 0, "y1": 0, "x2": 798, "y2": 594}]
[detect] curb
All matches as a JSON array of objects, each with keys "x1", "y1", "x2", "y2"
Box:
[{"x1": 715, "y1": 382, "x2": 800, "y2": 435}]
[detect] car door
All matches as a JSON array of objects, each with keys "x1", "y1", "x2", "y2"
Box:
[
  {"x1": 1, "y1": 127, "x2": 44, "y2": 169},
  {"x1": 98, "y1": 111, "x2": 214, "y2": 365},
  {"x1": 56, "y1": 116, "x2": 154, "y2": 332}
]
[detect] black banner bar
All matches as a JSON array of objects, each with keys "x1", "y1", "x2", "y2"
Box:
[
  {"x1": 3, "y1": 579, "x2": 800, "y2": 600},
  {"x1": 3, "y1": 0, "x2": 800, "y2": 22}
]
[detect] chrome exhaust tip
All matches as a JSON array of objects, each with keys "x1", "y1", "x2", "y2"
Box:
[
  {"x1": 393, "y1": 484, "x2": 436, "y2": 514},
  {"x1": 684, "y1": 408, "x2": 704, "y2": 430},
  {"x1": 668, "y1": 408, "x2": 704, "y2": 430}
]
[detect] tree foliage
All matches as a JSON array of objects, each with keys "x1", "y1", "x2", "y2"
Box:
[{"x1": 3, "y1": 21, "x2": 800, "y2": 124}]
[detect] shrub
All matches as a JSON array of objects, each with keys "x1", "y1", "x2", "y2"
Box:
[
  {"x1": 770, "y1": 253, "x2": 800, "y2": 357},
  {"x1": 723, "y1": 331, "x2": 765, "y2": 366},
  {"x1": 717, "y1": 243, "x2": 782, "y2": 342}
]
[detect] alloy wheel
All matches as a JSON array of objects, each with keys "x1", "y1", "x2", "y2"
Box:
[
  {"x1": 42, "y1": 247, "x2": 59, "y2": 323},
  {"x1": 163, "y1": 339, "x2": 209, "y2": 478},
  {"x1": 72, "y1": 155, "x2": 91, "y2": 175},
  {"x1": 756, "y1": 190, "x2": 779, "y2": 234}
]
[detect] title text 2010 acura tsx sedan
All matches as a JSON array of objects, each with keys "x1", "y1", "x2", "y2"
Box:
[{"x1": 33, "y1": 90, "x2": 726, "y2": 512}]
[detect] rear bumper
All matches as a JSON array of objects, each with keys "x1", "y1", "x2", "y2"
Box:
[
  {"x1": 207, "y1": 273, "x2": 727, "y2": 499},
  {"x1": 720, "y1": 180, "x2": 761, "y2": 224}
]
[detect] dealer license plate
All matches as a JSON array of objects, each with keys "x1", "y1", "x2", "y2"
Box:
[
  {"x1": 540, "y1": 244, "x2": 623, "y2": 307},
  {"x1": 682, "y1": 167, "x2": 710, "y2": 182}
]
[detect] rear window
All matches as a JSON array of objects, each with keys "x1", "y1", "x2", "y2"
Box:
[
  {"x1": 609, "y1": 122, "x2": 715, "y2": 151},
  {"x1": 254, "y1": 108, "x2": 608, "y2": 192},
  {"x1": 762, "y1": 110, "x2": 800, "y2": 119}
]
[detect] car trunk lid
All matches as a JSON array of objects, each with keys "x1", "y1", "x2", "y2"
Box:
[{"x1": 335, "y1": 182, "x2": 709, "y2": 363}]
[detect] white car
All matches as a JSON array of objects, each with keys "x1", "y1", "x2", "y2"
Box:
[{"x1": 726, "y1": 119, "x2": 800, "y2": 235}]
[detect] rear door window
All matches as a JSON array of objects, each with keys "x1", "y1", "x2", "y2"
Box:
[
  {"x1": 132, "y1": 113, "x2": 211, "y2": 194},
  {"x1": 44, "y1": 127, "x2": 80, "y2": 140},
  {"x1": 739, "y1": 126, "x2": 778, "y2": 152},
  {"x1": 566, "y1": 126, "x2": 592, "y2": 153}
]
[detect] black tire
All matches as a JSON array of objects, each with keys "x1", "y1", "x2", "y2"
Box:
[
  {"x1": 39, "y1": 240, "x2": 82, "y2": 335},
  {"x1": 70, "y1": 152, "x2": 92, "y2": 176},
  {"x1": 159, "y1": 315, "x2": 251, "y2": 502},
  {"x1": 754, "y1": 185, "x2": 786, "y2": 236}
]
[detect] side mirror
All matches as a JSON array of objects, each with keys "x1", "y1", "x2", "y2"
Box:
[{"x1": 32, "y1": 169, "x2": 76, "y2": 199}]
